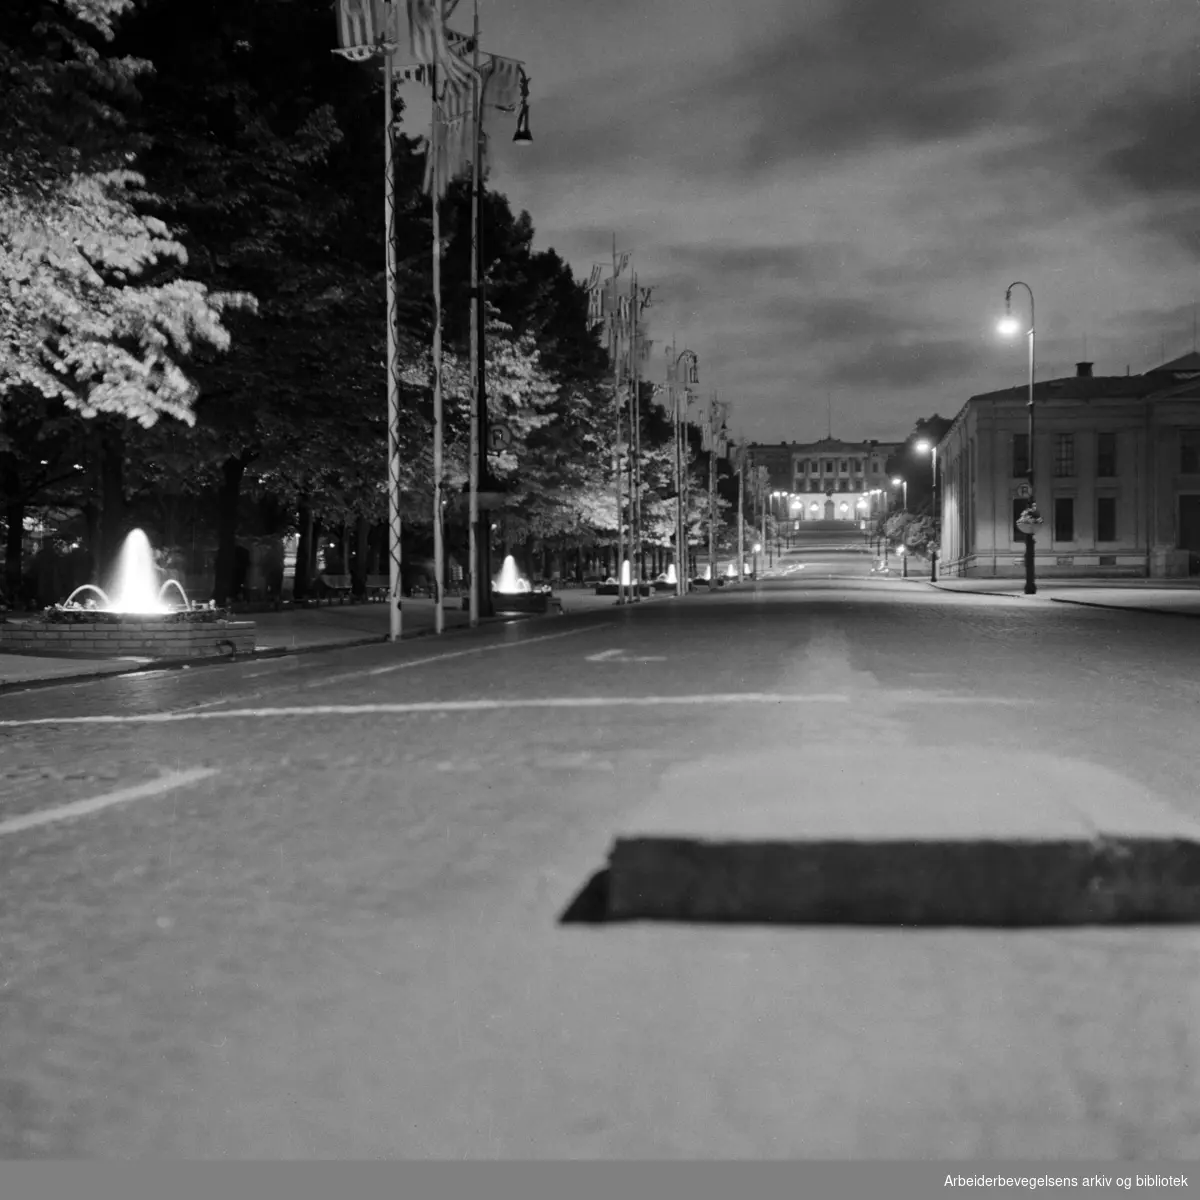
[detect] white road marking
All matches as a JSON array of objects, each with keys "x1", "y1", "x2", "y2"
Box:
[
  {"x1": 314, "y1": 622, "x2": 615, "y2": 687},
  {"x1": 585, "y1": 648, "x2": 668, "y2": 663},
  {"x1": 0, "y1": 767, "x2": 219, "y2": 839},
  {"x1": 0, "y1": 694, "x2": 854, "y2": 726}
]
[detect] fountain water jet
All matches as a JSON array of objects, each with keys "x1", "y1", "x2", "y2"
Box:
[
  {"x1": 665, "y1": 563, "x2": 677, "y2": 585},
  {"x1": 620, "y1": 560, "x2": 631, "y2": 587},
  {"x1": 493, "y1": 555, "x2": 530, "y2": 595},
  {"x1": 108, "y1": 528, "x2": 170, "y2": 613},
  {"x1": 63, "y1": 584, "x2": 111, "y2": 609}
]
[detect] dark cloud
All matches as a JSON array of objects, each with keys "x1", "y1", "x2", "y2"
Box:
[
  {"x1": 697, "y1": 0, "x2": 1020, "y2": 177},
  {"x1": 825, "y1": 337, "x2": 987, "y2": 391}
]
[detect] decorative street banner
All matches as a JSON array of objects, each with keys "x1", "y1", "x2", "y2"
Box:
[{"x1": 335, "y1": 0, "x2": 525, "y2": 199}]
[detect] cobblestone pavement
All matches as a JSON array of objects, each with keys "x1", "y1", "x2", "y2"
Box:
[{"x1": 0, "y1": 579, "x2": 1198, "y2": 1158}]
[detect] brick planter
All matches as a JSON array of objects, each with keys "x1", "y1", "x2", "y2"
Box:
[{"x1": 0, "y1": 617, "x2": 257, "y2": 659}]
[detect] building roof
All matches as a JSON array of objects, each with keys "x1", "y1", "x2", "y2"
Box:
[
  {"x1": 749, "y1": 438, "x2": 901, "y2": 455},
  {"x1": 1149, "y1": 351, "x2": 1200, "y2": 375}
]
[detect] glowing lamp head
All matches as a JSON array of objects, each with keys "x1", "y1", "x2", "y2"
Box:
[
  {"x1": 997, "y1": 314, "x2": 1020, "y2": 337},
  {"x1": 892, "y1": 477, "x2": 903, "y2": 486},
  {"x1": 915, "y1": 440, "x2": 931, "y2": 454}
]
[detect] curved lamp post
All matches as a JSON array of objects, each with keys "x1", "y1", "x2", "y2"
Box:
[{"x1": 998, "y1": 281, "x2": 1037, "y2": 594}]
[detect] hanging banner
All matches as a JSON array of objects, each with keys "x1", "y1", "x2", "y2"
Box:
[
  {"x1": 335, "y1": 0, "x2": 394, "y2": 54},
  {"x1": 615, "y1": 250, "x2": 631, "y2": 277},
  {"x1": 407, "y1": 0, "x2": 475, "y2": 86}
]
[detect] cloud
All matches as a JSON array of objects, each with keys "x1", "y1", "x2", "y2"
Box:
[{"x1": 469, "y1": 0, "x2": 1200, "y2": 442}]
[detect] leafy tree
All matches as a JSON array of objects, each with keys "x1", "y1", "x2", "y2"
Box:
[{"x1": 884, "y1": 414, "x2": 953, "y2": 515}]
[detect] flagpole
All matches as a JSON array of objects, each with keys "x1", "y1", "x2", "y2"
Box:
[
  {"x1": 471, "y1": 4, "x2": 494, "y2": 621},
  {"x1": 738, "y1": 446, "x2": 744, "y2": 584},
  {"x1": 630, "y1": 270, "x2": 641, "y2": 602},
  {"x1": 467, "y1": 0, "x2": 481, "y2": 625},
  {"x1": 612, "y1": 232, "x2": 625, "y2": 604},
  {"x1": 430, "y1": 62, "x2": 447, "y2": 633},
  {"x1": 708, "y1": 393, "x2": 717, "y2": 587},
  {"x1": 384, "y1": 50, "x2": 403, "y2": 643}
]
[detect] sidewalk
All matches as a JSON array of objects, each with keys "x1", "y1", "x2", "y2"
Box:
[
  {"x1": 0, "y1": 588, "x2": 650, "y2": 691},
  {"x1": 930, "y1": 577, "x2": 1200, "y2": 617}
]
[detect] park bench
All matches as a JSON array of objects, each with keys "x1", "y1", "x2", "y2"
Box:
[{"x1": 316, "y1": 573, "x2": 353, "y2": 604}]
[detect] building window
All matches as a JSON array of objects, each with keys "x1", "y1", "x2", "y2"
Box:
[
  {"x1": 1054, "y1": 497, "x2": 1074, "y2": 543},
  {"x1": 872, "y1": 460, "x2": 879, "y2": 472},
  {"x1": 839, "y1": 459, "x2": 847, "y2": 472},
  {"x1": 825, "y1": 460, "x2": 833, "y2": 473},
  {"x1": 1013, "y1": 433, "x2": 1029, "y2": 478},
  {"x1": 854, "y1": 459, "x2": 862, "y2": 472},
  {"x1": 1053, "y1": 434, "x2": 1075, "y2": 477},
  {"x1": 1097, "y1": 432, "x2": 1117, "y2": 478},
  {"x1": 1096, "y1": 496, "x2": 1117, "y2": 542},
  {"x1": 1182, "y1": 431, "x2": 1200, "y2": 474}
]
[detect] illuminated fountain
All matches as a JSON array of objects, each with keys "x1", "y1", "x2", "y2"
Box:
[
  {"x1": 665, "y1": 563, "x2": 677, "y2": 585},
  {"x1": 0, "y1": 528, "x2": 257, "y2": 660},
  {"x1": 725, "y1": 563, "x2": 738, "y2": 578},
  {"x1": 490, "y1": 554, "x2": 559, "y2": 615}
]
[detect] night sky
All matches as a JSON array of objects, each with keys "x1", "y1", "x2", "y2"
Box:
[{"x1": 421, "y1": 0, "x2": 1200, "y2": 443}]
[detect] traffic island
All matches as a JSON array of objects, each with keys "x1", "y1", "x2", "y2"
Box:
[{"x1": 585, "y1": 746, "x2": 1200, "y2": 926}]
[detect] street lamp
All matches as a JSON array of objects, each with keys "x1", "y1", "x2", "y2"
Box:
[
  {"x1": 999, "y1": 281, "x2": 1037, "y2": 594},
  {"x1": 891, "y1": 476, "x2": 907, "y2": 510}
]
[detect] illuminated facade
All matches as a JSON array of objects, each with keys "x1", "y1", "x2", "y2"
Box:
[
  {"x1": 937, "y1": 356, "x2": 1200, "y2": 579},
  {"x1": 749, "y1": 438, "x2": 904, "y2": 523}
]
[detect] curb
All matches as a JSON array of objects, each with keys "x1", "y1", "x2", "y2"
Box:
[
  {"x1": 603, "y1": 835, "x2": 1200, "y2": 925},
  {"x1": 0, "y1": 609, "x2": 551, "y2": 696},
  {"x1": 1049, "y1": 597, "x2": 1200, "y2": 620}
]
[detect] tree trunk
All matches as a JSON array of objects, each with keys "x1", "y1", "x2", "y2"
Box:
[
  {"x1": 294, "y1": 500, "x2": 313, "y2": 599},
  {"x1": 353, "y1": 515, "x2": 369, "y2": 597},
  {"x1": 97, "y1": 422, "x2": 127, "y2": 585},
  {"x1": 4, "y1": 495, "x2": 23, "y2": 601},
  {"x1": 212, "y1": 455, "x2": 249, "y2": 606}
]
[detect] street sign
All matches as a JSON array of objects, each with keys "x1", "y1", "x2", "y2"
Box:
[
  {"x1": 1016, "y1": 483, "x2": 1032, "y2": 498},
  {"x1": 488, "y1": 424, "x2": 513, "y2": 451}
]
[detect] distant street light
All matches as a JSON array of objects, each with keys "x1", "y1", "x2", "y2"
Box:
[
  {"x1": 892, "y1": 476, "x2": 907, "y2": 510},
  {"x1": 999, "y1": 281, "x2": 1037, "y2": 594}
]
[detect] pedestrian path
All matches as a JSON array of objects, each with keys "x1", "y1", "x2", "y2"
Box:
[{"x1": 930, "y1": 578, "x2": 1200, "y2": 616}]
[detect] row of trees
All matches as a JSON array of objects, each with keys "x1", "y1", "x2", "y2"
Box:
[{"x1": 2, "y1": 0, "x2": 737, "y2": 607}]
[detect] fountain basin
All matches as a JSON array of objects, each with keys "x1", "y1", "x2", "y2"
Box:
[
  {"x1": 595, "y1": 582, "x2": 652, "y2": 597},
  {"x1": 487, "y1": 591, "x2": 562, "y2": 615},
  {"x1": 0, "y1": 613, "x2": 257, "y2": 660}
]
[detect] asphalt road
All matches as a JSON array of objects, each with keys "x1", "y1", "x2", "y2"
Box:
[{"x1": 1, "y1": 578, "x2": 1198, "y2": 1159}]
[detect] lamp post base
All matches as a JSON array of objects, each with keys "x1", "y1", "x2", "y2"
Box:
[{"x1": 1023, "y1": 535, "x2": 1037, "y2": 595}]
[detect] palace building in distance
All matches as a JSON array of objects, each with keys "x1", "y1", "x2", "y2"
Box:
[{"x1": 747, "y1": 438, "x2": 905, "y2": 523}]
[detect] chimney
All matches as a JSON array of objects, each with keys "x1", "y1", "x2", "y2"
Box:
[{"x1": 1076, "y1": 362, "x2": 1093, "y2": 378}]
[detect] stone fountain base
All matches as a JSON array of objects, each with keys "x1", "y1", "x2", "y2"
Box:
[
  {"x1": 467, "y1": 592, "x2": 561, "y2": 615},
  {"x1": 0, "y1": 616, "x2": 257, "y2": 660}
]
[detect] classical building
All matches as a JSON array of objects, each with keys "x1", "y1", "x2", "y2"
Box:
[
  {"x1": 748, "y1": 437, "x2": 904, "y2": 523},
  {"x1": 936, "y1": 355, "x2": 1200, "y2": 579}
]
